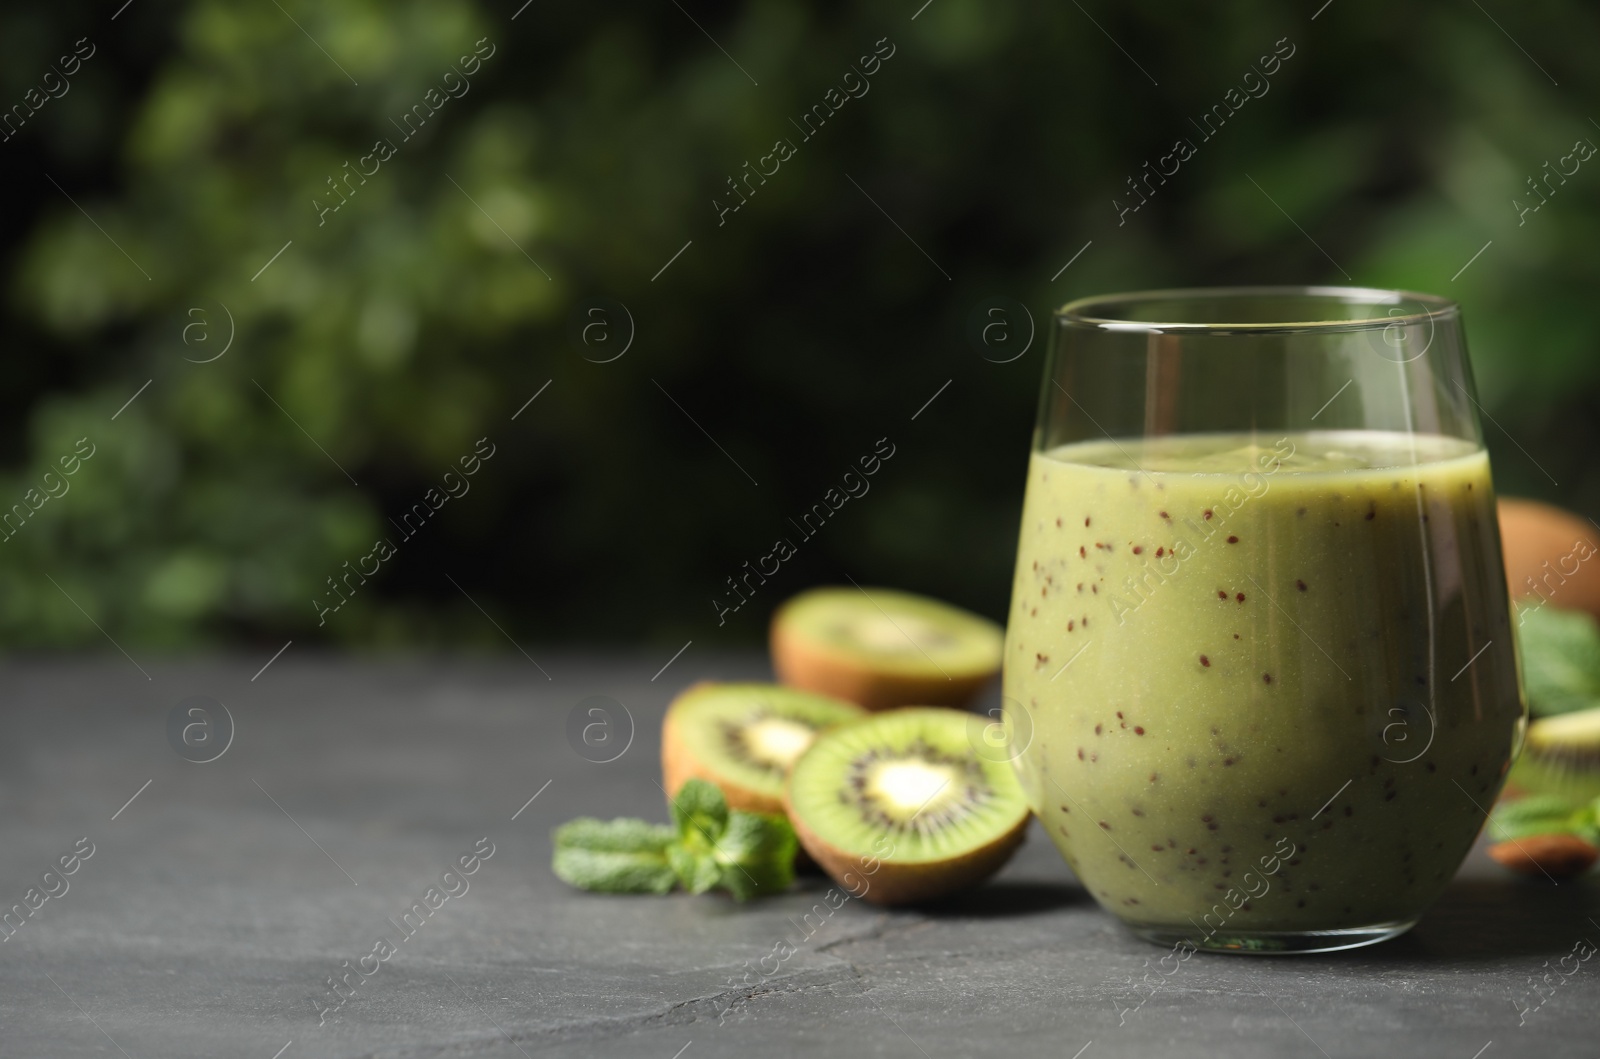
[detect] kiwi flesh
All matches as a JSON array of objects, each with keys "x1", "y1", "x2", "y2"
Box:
[
  {"x1": 784, "y1": 707, "x2": 1030, "y2": 905},
  {"x1": 662, "y1": 682, "x2": 865, "y2": 816},
  {"x1": 1508, "y1": 705, "x2": 1600, "y2": 802},
  {"x1": 771, "y1": 587, "x2": 1004, "y2": 710}
]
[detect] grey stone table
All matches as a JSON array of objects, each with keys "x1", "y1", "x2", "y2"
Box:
[{"x1": 3, "y1": 654, "x2": 1597, "y2": 1059}]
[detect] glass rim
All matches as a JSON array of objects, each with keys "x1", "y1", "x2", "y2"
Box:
[{"x1": 1057, "y1": 285, "x2": 1459, "y2": 335}]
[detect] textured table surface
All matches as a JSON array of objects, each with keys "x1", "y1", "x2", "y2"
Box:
[{"x1": 3, "y1": 654, "x2": 1598, "y2": 1059}]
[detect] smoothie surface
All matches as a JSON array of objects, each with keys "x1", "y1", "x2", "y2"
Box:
[{"x1": 1046, "y1": 429, "x2": 1480, "y2": 474}]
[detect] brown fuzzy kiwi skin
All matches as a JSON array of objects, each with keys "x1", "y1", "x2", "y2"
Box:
[
  {"x1": 660, "y1": 682, "x2": 786, "y2": 816},
  {"x1": 770, "y1": 621, "x2": 994, "y2": 710},
  {"x1": 783, "y1": 784, "x2": 1029, "y2": 906},
  {"x1": 1499, "y1": 497, "x2": 1600, "y2": 618},
  {"x1": 1488, "y1": 834, "x2": 1599, "y2": 877}
]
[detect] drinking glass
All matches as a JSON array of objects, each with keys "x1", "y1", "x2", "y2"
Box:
[{"x1": 1002, "y1": 286, "x2": 1525, "y2": 953}]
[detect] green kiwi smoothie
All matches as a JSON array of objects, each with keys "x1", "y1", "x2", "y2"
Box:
[{"x1": 1004, "y1": 430, "x2": 1523, "y2": 938}]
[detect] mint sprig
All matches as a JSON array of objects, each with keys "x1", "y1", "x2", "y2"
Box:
[
  {"x1": 1516, "y1": 606, "x2": 1600, "y2": 717},
  {"x1": 552, "y1": 779, "x2": 797, "y2": 900}
]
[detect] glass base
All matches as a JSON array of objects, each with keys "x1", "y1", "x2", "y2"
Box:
[{"x1": 1127, "y1": 917, "x2": 1418, "y2": 955}]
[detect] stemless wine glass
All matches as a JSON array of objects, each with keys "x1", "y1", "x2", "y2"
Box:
[{"x1": 1002, "y1": 287, "x2": 1526, "y2": 954}]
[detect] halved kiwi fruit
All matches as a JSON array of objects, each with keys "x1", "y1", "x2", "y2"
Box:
[
  {"x1": 661, "y1": 682, "x2": 865, "y2": 815},
  {"x1": 784, "y1": 707, "x2": 1029, "y2": 905},
  {"x1": 771, "y1": 587, "x2": 1003, "y2": 710},
  {"x1": 1509, "y1": 705, "x2": 1600, "y2": 802}
]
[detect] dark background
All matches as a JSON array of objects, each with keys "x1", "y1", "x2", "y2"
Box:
[{"x1": 2, "y1": 0, "x2": 1596, "y2": 655}]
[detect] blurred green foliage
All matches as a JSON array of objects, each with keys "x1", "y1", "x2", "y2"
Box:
[{"x1": 2, "y1": 0, "x2": 1599, "y2": 651}]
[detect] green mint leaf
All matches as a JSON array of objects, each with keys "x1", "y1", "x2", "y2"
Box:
[
  {"x1": 668, "y1": 844, "x2": 723, "y2": 894},
  {"x1": 1517, "y1": 606, "x2": 1600, "y2": 717},
  {"x1": 556, "y1": 817, "x2": 676, "y2": 853},
  {"x1": 1577, "y1": 804, "x2": 1600, "y2": 846},
  {"x1": 670, "y1": 778, "x2": 730, "y2": 847},
  {"x1": 552, "y1": 817, "x2": 677, "y2": 894},
  {"x1": 1489, "y1": 795, "x2": 1588, "y2": 842},
  {"x1": 714, "y1": 811, "x2": 798, "y2": 901}
]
